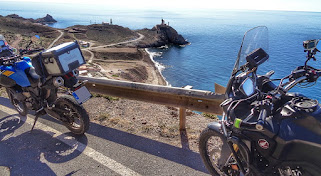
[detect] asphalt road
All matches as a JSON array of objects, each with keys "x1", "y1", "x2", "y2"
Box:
[{"x1": 0, "y1": 97, "x2": 210, "y2": 176}]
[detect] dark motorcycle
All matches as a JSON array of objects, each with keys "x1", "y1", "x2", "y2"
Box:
[
  {"x1": 0, "y1": 35, "x2": 91, "y2": 135},
  {"x1": 199, "y1": 26, "x2": 321, "y2": 175}
]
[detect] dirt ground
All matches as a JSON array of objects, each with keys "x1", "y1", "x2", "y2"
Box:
[
  {"x1": 78, "y1": 46, "x2": 215, "y2": 152},
  {"x1": 88, "y1": 47, "x2": 167, "y2": 85},
  {"x1": 83, "y1": 96, "x2": 216, "y2": 152}
]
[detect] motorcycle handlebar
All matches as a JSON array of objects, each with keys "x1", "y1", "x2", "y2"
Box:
[
  {"x1": 0, "y1": 55, "x2": 20, "y2": 66},
  {"x1": 20, "y1": 48, "x2": 44, "y2": 55},
  {"x1": 234, "y1": 118, "x2": 256, "y2": 130},
  {"x1": 284, "y1": 67, "x2": 321, "y2": 92},
  {"x1": 234, "y1": 101, "x2": 270, "y2": 131},
  {"x1": 233, "y1": 109, "x2": 267, "y2": 131},
  {"x1": 256, "y1": 109, "x2": 267, "y2": 130},
  {"x1": 0, "y1": 48, "x2": 44, "y2": 66}
]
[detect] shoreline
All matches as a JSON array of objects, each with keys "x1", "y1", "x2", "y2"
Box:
[{"x1": 145, "y1": 48, "x2": 169, "y2": 86}]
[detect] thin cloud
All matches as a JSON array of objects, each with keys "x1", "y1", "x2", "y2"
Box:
[{"x1": 1, "y1": 0, "x2": 321, "y2": 12}]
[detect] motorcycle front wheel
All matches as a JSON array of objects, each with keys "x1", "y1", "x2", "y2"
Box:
[
  {"x1": 199, "y1": 127, "x2": 259, "y2": 176},
  {"x1": 54, "y1": 95, "x2": 89, "y2": 135},
  {"x1": 6, "y1": 88, "x2": 28, "y2": 116},
  {"x1": 199, "y1": 127, "x2": 228, "y2": 176}
]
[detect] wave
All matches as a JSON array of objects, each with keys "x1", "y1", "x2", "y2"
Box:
[{"x1": 145, "y1": 48, "x2": 170, "y2": 86}]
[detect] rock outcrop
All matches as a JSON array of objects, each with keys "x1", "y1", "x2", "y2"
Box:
[
  {"x1": 154, "y1": 24, "x2": 188, "y2": 45},
  {"x1": 35, "y1": 14, "x2": 57, "y2": 24},
  {"x1": 6, "y1": 14, "x2": 57, "y2": 24},
  {"x1": 138, "y1": 24, "x2": 189, "y2": 48}
]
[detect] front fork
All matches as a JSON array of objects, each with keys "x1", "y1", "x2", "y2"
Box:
[{"x1": 220, "y1": 113, "x2": 251, "y2": 175}]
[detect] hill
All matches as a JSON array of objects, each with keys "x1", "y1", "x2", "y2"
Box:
[
  {"x1": 137, "y1": 24, "x2": 189, "y2": 48},
  {"x1": 0, "y1": 15, "x2": 59, "y2": 48},
  {"x1": 67, "y1": 24, "x2": 138, "y2": 45}
]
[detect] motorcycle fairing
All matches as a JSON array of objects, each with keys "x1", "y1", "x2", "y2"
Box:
[
  {"x1": 278, "y1": 106, "x2": 321, "y2": 143},
  {"x1": 269, "y1": 104, "x2": 321, "y2": 171},
  {"x1": 4, "y1": 60, "x2": 32, "y2": 87}
]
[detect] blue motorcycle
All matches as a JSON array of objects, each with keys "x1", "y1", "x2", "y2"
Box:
[
  {"x1": 199, "y1": 26, "x2": 321, "y2": 175},
  {"x1": 0, "y1": 35, "x2": 91, "y2": 135}
]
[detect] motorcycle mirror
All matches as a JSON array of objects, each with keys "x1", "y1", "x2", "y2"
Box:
[
  {"x1": 11, "y1": 48, "x2": 17, "y2": 54},
  {"x1": 0, "y1": 40, "x2": 5, "y2": 47},
  {"x1": 240, "y1": 77, "x2": 255, "y2": 96}
]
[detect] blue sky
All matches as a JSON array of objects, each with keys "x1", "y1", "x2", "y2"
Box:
[{"x1": 2, "y1": 0, "x2": 321, "y2": 12}]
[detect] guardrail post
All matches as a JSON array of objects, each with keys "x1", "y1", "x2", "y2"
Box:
[
  {"x1": 179, "y1": 107, "x2": 186, "y2": 130},
  {"x1": 179, "y1": 85, "x2": 193, "y2": 131}
]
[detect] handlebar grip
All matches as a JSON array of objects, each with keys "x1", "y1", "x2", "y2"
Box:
[
  {"x1": 256, "y1": 109, "x2": 267, "y2": 130},
  {"x1": 234, "y1": 118, "x2": 256, "y2": 130}
]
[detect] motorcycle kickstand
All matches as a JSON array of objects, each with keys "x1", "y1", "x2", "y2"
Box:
[
  {"x1": 30, "y1": 115, "x2": 40, "y2": 132},
  {"x1": 30, "y1": 108, "x2": 45, "y2": 132}
]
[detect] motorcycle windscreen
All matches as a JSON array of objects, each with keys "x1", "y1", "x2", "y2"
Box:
[{"x1": 232, "y1": 26, "x2": 269, "y2": 75}]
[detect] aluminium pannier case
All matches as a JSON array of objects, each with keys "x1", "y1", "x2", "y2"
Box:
[{"x1": 41, "y1": 41, "x2": 85, "y2": 76}]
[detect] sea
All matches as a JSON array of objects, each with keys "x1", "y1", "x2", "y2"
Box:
[{"x1": 1, "y1": 1, "x2": 321, "y2": 101}]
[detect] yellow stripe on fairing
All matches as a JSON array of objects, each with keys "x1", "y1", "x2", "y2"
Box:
[{"x1": 2, "y1": 71, "x2": 14, "y2": 76}]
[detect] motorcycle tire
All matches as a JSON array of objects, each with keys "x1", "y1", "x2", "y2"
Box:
[
  {"x1": 199, "y1": 127, "x2": 261, "y2": 176},
  {"x1": 6, "y1": 88, "x2": 28, "y2": 116},
  {"x1": 54, "y1": 95, "x2": 89, "y2": 135},
  {"x1": 199, "y1": 127, "x2": 227, "y2": 176}
]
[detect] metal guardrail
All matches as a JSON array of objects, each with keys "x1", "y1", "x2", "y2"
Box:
[{"x1": 78, "y1": 76, "x2": 226, "y2": 130}]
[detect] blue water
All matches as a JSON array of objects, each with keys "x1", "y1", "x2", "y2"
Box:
[{"x1": 1, "y1": 2, "x2": 321, "y2": 100}]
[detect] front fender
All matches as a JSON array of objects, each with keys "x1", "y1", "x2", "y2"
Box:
[
  {"x1": 207, "y1": 121, "x2": 222, "y2": 133},
  {"x1": 206, "y1": 121, "x2": 232, "y2": 170}
]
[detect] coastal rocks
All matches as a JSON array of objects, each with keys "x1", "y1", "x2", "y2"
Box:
[
  {"x1": 35, "y1": 14, "x2": 57, "y2": 24},
  {"x1": 138, "y1": 22, "x2": 188, "y2": 48},
  {"x1": 6, "y1": 14, "x2": 57, "y2": 24},
  {"x1": 154, "y1": 24, "x2": 188, "y2": 46},
  {"x1": 0, "y1": 15, "x2": 58, "y2": 38}
]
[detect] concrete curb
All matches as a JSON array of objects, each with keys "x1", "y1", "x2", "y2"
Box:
[{"x1": 0, "y1": 166, "x2": 10, "y2": 176}]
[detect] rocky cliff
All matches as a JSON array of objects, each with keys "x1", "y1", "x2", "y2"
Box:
[
  {"x1": 137, "y1": 24, "x2": 189, "y2": 48},
  {"x1": 6, "y1": 14, "x2": 57, "y2": 24},
  {"x1": 35, "y1": 14, "x2": 57, "y2": 24}
]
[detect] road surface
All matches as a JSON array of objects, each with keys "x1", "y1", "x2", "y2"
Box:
[
  {"x1": 47, "y1": 30, "x2": 64, "y2": 49},
  {"x1": 83, "y1": 33, "x2": 145, "y2": 63},
  {"x1": 0, "y1": 97, "x2": 210, "y2": 176}
]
